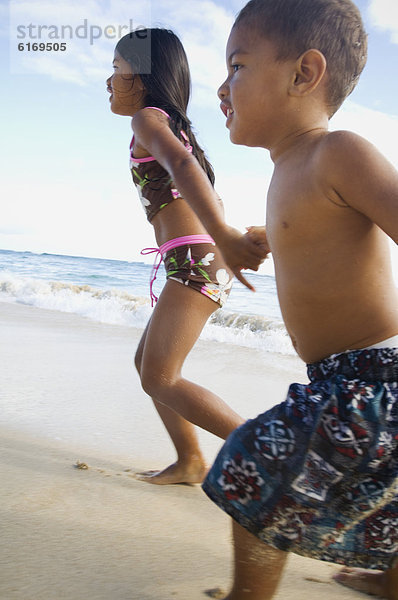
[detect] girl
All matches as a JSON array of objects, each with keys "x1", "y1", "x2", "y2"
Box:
[{"x1": 107, "y1": 28, "x2": 264, "y2": 485}]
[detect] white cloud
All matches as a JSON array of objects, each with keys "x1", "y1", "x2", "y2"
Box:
[
  {"x1": 215, "y1": 169, "x2": 270, "y2": 227},
  {"x1": 330, "y1": 100, "x2": 398, "y2": 168},
  {"x1": 331, "y1": 99, "x2": 398, "y2": 284},
  {"x1": 19, "y1": 52, "x2": 88, "y2": 85},
  {"x1": 368, "y1": 0, "x2": 398, "y2": 43},
  {"x1": 153, "y1": 0, "x2": 234, "y2": 102},
  {"x1": 9, "y1": 0, "x2": 151, "y2": 82},
  {"x1": 0, "y1": 3, "x2": 8, "y2": 37},
  {"x1": 0, "y1": 174, "x2": 152, "y2": 261},
  {"x1": 9, "y1": 0, "x2": 235, "y2": 94}
]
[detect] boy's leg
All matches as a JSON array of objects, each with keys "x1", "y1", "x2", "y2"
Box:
[
  {"x1": 333, "y1": 565, "x2": 398, "y2": 599},
  {"x1": 225, "y1": 520, "x2": 288, "y2": 600}
]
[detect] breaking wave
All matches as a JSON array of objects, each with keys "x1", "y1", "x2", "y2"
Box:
[{"x1": 0, "y1": 273, "x2": 294, "y2": 354}]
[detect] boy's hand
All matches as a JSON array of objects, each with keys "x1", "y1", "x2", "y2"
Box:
[
  {"x1": 245, "y1": 226, "x2": 271, "y2": 255},
  {"x1": 216, "y1": 225, "x2": 268, "y2": 291}
]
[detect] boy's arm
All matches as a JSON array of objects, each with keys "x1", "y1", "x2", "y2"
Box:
[
  {"x1": 133, "y1": 109, "x2": 267, "y2": 289},
  {"x1": 325, "y1": 131, "x2": 398, "y2": 243}
]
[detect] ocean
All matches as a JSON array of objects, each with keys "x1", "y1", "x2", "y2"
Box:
[{"x1": 0, "y1": 248, "x2": 294, "y2": 355}]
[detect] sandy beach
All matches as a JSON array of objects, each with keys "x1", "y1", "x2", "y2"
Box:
[{"x1": 1, "y1": 302, "x2": 367, "y2": 599}]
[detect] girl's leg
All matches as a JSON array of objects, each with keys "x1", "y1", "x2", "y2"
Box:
[
  {"x1": 333, "y1": 566, "x2": 398, "y2": 599},
  {"x1": 223, "y1": 520, "x2": 288, "y2": 600},
  {"x1": 135, "y1": 321, "x2": 207, "y2": 484},
  {"x1": 137, "y1": 401, "x2": 209, "y2": 484},
  {"x1": 135, "y1": 279, "x2": 244, "y2": 484}
]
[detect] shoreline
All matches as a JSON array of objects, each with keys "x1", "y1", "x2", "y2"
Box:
[
  {"x1": 0, "y1": 302, "x2": 365, "y2": 599},
  {"x1": 0, "y1": 301, "x2": 305, "y2": 465}
]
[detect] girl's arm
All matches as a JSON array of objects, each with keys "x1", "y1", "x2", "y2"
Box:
[{"x1": 132, "y1": 109, "x2": 267, "y2": 290}]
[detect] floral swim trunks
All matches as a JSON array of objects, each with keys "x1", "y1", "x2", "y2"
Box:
[{"x1": 202, "y1": 347, "x2": 398, "y2": 570}]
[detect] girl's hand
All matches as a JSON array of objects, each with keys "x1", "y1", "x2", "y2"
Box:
[
  {"x1": 245, "y1": 226, "x2": 271, "y2": 255},
  {"x1": 216, "y1": 225, "x2": 268, "y2": 291}
]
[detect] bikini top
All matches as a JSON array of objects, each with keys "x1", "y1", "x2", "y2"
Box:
[{"x1": 129, "y1": 106, "x2": 193, "y2": 223}]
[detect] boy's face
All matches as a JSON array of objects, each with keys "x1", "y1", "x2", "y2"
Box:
[{"x1": 218, "y1": 25, "x2": 295, "y2": 148}]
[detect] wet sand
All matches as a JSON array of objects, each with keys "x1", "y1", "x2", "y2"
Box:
[{"x1": 0, "y1": 302, "x2": 366, "y2": 599}]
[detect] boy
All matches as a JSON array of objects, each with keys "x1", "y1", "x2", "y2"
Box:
[{"x1": 202, "y1": 0, "x2": 398, "y2": 598}]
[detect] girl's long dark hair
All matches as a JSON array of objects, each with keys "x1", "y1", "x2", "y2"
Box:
[{"x1": 116, "y1": 28, "x2": 215, "y2": 186}]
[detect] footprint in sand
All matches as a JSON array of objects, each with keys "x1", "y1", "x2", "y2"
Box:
[
  {"x1": 204, "y1": 588, "x2": 226, "y2": 598},
  {"x1": 73, "y1": 460, "x2": 89, "y2": 470},
  {"x1": 304, "y1": 577, "x2": 331, "y2": 584},
  {"x1": 73, "y1": 461, "x2": 129, "y2": 477}
]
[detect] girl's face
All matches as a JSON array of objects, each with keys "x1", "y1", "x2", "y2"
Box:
[{"x1": 106, "y1": 50, "x2": 146, "y2": 116}]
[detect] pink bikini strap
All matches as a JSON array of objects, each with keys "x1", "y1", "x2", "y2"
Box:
[
  {"x1": 140, "y1": 247, "x2": 163, "y2": 306},
  {"x1": 130, "y1": 107, "x2": 170, "y2": 161},
  {"x1": 159, "y1": 234, "x2": 214, "y2": 255},
  {"x1": 144, "y1": 106, "x2": 170, "y2": 118},
  {"x1": 179, "y1": 129, "x2": 193, "y2": 153},
  {"x1": 141, "y1": 234, "x2": 215, "y2": 306}
]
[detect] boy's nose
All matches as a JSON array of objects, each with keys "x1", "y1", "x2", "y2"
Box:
[{"x1": 217, "y1": 80, "x2": 228, "y2": 100}]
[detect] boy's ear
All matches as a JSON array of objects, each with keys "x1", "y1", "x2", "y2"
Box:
[{"x1": 289, "y1": 49, "x2": 327, "y2": 97}]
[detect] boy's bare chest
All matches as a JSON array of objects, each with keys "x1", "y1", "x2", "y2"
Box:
[
  {"x1": 265, "y1": 183, "x2": 367, "y2": 264},
  {"x1": 266, "y1": 188, "x2": 328, "y2": 250}
]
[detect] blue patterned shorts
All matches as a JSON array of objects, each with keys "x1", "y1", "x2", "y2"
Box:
[{"x1": 203, "y1": 347, "x2": 398, "y2": 569}]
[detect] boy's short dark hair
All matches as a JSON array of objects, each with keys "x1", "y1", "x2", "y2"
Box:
[{"x1": 234, "y1": 0, "x2": 367, "y2": 117}]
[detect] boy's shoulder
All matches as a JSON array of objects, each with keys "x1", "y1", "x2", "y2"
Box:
[
  {"x1": 313, "y1": 130, "x2": 381, "y2": 183},
  {"x1": 311, "y1": 129, "x2": 397, "y2": 226},
  {"x1": 317, "y1": 129, "x2": 371, "y2": 160}
]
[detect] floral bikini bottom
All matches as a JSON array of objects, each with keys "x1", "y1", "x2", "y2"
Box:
[{"x1": 142, "y1": 234, "x2": 233, "y2": 307}]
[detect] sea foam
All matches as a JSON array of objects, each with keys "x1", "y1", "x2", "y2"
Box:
[{"x1": 0, "y1": 273, "x2": 293, "y2": 354}]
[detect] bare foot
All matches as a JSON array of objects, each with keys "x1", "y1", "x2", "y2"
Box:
[
  {"x1": 134, "y1": 459, "x2": 208, "y2": 485},
  {"x1": 333, "y1": 566, "x2": 398, "y2": 599}
]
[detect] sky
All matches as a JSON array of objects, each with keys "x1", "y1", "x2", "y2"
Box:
[{"x1": 1, "y1": 0, "x2": 398, "y2": 277}]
